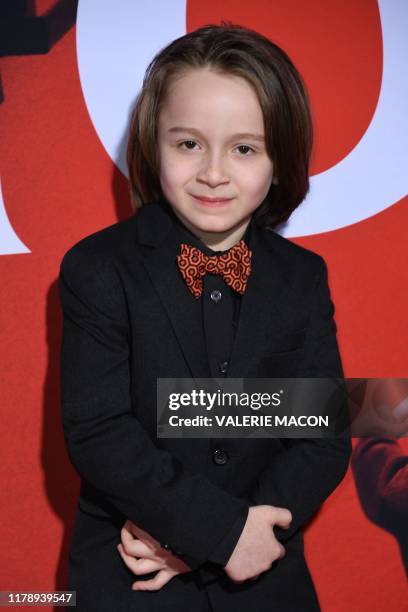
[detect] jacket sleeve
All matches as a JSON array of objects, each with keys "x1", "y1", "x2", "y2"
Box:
[
  {"x1": 206, "y1": 508, "x2": 249, "y2": 567},
  {"x1": 246, "y1": 258, "x2": 352, "y2": 542},
  {"x1": 58, "y1": 245, "x2": 249, "y2": 571}
]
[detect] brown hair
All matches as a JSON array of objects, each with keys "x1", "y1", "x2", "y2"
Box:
[{"x1": 127, "y1": 22, "x2": 313, "y2": 229}]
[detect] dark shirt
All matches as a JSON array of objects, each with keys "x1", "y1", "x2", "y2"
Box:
[{"x1": 169, "y1": 208, "x2": 252, "y2": 568}]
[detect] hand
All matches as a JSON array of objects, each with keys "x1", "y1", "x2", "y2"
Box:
[
  {"x1": 224, "y1": 505, "x2": 291, "y2": 583},
  {"x1": 117, "y1": 520, "x2": 192, "y2": 591},
  {"x1": 352, "y1": 379, "x2": 408, "y2": 438}
]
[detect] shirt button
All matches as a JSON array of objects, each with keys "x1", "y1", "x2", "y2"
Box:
[
  {"x1": 210, "y1": 290, "x2": 222, "y2": 303},
  {"x1": 212, "y1": 448, "x2": 229, "y2": 465},
  {"x1": 219, "y1": 361, "x2": 229, "y2": 374},
  {"x1": 162, "y1": 543, "x2": 173, "y2": 553}
]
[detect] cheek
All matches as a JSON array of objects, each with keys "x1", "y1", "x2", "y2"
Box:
[
  {"x1": 240, "y1": 165, "x2": 273, "y2": 199},
  {"x1": 159, "y1": 165, "x2": 173, "y2": 193},
  {"x1": 160, "y1": 154, "x2": 191, "y2": 191},
  {"x1": 159, "y1": 159, "x2": 179, "y2": 195},
  {"x1": 259, "y1": 169, "x2": 274, "y2": 197}
]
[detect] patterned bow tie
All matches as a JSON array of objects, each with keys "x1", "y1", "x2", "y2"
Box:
[{"x1": 176, "y1": 240, "x2": 252, "y2": 298}]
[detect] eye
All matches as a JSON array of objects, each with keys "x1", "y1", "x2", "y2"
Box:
[
  {"x1": 179, "y1": 140, "x2": 199, "y2": 150},
  {"x1": 235, "y1": 145, "x2": 255, "y2": 156}
]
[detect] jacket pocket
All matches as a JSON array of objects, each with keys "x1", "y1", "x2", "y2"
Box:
[{"x1": 257, "y1": 348, "x2": 303, "y2": 377}]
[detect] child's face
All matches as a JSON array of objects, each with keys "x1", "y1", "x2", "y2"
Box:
[{"x1": 157, "y1": 67, "x2": 275, "y2": 242}]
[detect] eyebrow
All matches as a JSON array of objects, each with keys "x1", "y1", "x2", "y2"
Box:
[{"x1": 167, "y1": 126, "x2": 265, "y2": 142}]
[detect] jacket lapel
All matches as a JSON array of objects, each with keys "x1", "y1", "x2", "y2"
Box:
[
  {"x1": 227, "y1": 224, "x2": 295, "y2": 378},
  {"x1": 135, "y1": 200, "x2": 296, "y2": 380},
  {"x1": 135, "y1": 201, "x2": 211, "y2": 380}
]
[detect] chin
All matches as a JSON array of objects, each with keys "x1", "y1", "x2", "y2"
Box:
[
  {"x1": 173, "y1": 203, "x2": 236, "y2": 234},
  {"x1": 194, "y1": 219, "x2": 234, "y2": 234}
]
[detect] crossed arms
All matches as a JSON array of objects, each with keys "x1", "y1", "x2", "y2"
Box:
[{"x1": 59, "y1": 246, "x2": 351, "y2": 587}]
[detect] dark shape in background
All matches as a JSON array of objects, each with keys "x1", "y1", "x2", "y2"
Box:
[
  {"x1": 352, "y1": 438, "x2": 408, "y2": 576},
  {"x1": 0, "y1": 0, "x2": 78, "y2": 102}
]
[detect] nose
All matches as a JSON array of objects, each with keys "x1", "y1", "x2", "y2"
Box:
[{"x1": 196, "y1": 151, "x2": 230, "y2": 187}]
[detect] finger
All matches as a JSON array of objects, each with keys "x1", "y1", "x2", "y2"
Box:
[
  {"x1": 120, "y1": 535, "x2": 155, "y2": 558},
  {"x1": 121, "y1": 523, "x2": 164, "y2": 559},
  {"x1": 165, "y1": 556, "x2": 192, "y2": 573},
  {"x1": 272, "y1": 507, "x2": 292, "y2": 528},
  {"x1": 127, "y1": 523, "x2": 161, "y2": 548},
  {"x1": 393, "y1": 396, "x2": 408, "y2": 421},
  {"x1": 117, "y1": 544, "x2": 164, "y2": 575},
  {"x1": 117, "y1": 543, "x2": 141, "y2": 575},
  {"x1": 277, "y1": 543, "x2": 286, "y2": 560},
  {"x1": 132, "y1": 569, "x2": 175, "y2": 591},
  {"x1": 121, "y1": 525, "x2": 149, "y2": 548},
  {"x1": 121, "y1": 529, "x2": 154, "y2": 559},
  {"x1": 376, "y1": 403, "x2": 404, "y2": 425}
]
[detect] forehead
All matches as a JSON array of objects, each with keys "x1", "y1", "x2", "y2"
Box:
[{"x1": 159, "y1": 68, "x2": 264, "y2": 129}]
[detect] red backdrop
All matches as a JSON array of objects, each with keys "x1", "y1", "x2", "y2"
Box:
[{"x1": 1, "y1": 2, "x2": 407, "y2": 610}]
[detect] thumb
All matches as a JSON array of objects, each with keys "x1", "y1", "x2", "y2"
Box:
[{"x1": 271, "y1": 507, "x2": 292, "y2": 529}]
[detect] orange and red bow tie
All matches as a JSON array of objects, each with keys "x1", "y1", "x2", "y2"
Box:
[{"x1": 176, "y1": 240, "x2": 252, "y2": 299}]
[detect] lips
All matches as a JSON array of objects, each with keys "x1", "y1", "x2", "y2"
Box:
[{"x1": 192, "y1": 195, "x2": 233, "y2": 205}]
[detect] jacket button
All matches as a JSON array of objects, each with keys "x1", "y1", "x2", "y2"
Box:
[
  {"x1": 219, "y1": 361, "x2": 229, "y2": 374},
  {"x1": 210, "y1": 290, "x2": 222, "y2": 303},
  {"x1": 213, "y1": 448, "x2": 229, "y2": 465}
]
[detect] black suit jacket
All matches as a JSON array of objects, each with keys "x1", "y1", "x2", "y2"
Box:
[{"x1": 58, "y1": 200, "x2": 351, "y2": 611}]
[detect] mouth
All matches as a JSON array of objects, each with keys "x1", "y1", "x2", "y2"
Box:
[{"x1": 192, "y1": 195, "x2": 234, "y2": 207}]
